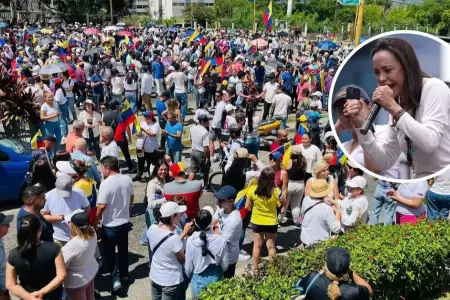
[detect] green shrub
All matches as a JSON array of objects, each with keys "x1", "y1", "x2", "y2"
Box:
[{"x1": 199, "y1": 221, "x2": 450, "y2": 300}]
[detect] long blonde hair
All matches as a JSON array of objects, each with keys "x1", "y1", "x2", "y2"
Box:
[
  {"x1": 323, "y1": 267, "x2": 350, "y2": 300},
  {"x1": 70, "y1": 223, "x2": 95, "y2": 240}
]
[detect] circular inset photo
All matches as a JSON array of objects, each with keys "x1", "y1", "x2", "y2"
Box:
[{"x1": 329, "y1": 30, "x2": 450, "y2": 182}]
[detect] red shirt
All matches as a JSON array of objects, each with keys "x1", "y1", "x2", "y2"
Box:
[
  {"x1": 65, "y1": 132, "x2": 81, "y2": 153},
  {"x1": 163, "y1": 180, "x2": 202, "y2": 219}
]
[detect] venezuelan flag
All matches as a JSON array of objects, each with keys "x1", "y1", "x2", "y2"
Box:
[
  {"x1": 263, "y1": 2, "x2": 273, "y2": 31},
  {"x1": 199, "y1": 57, "x2": 225, "y2": 77},
  {"x1": 132, "y1": 117, "x2": 141, "y2": 135},
  {"x1": 114, "y1": 99, "x2": 135, "y2": 142},
  {"x1": 31, "y1": 130, "x2": 45, "y2": 150},
  {"x1": 330, "y1": 148, "x2": 347, "y2": 166},
  {"x1": 187, "y1": 29, "x2": 200, "y2": 46},
  {"x1": 295, "y1": 123, "x2": 309, "y2": 144}
]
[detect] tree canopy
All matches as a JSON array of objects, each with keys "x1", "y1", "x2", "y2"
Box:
[{"x1": 182, "y1": 0, "x2": 450, "y2": 35}]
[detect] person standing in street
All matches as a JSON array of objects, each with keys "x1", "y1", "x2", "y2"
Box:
[
  {"x1": 96, "y1": 156, "x2": 134, "y2": 293},
  {"x1": 189, "y1": 115, "x2": 211, "y2": 188},
  {"x1": 152, "y1": 56, "x2": 165, "y2": 96},
  {"x1": 141, "y1": 66, "x2": 154, "y2": 111},
  {"x1": 0, "y1": 213, "x2": 13, "y2": 299},
  {"x1": 166, "y1": 63, "x2": 188, "y2": 122},
  {"x1": 163, "y1": 111, "x2": 183, "y2": 164}
]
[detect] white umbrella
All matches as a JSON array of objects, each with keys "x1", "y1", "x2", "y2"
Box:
[
  {"x1": 116, "y1": 22, "x2": 126, "y2": 27},
  {"x1": 39, "y1": 64, "x2": 64, "y2": 75},
  {"x1": 103, "y1": 25, "x2": 118, "y2": 31}
]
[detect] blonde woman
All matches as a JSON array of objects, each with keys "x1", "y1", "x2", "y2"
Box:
[
  {"x1": 40, "y1": 90, "x2": 62, "y2": 152},
  {"x1": 62, "y1": 209, "x2": 99, "y2": 300},
  {"x1": 298, "y1": 247, "x2": 372, "y2": 299},
  {"x1": 305, "y1": 160, "x2": 340, "y2": 201},
  {"x1": 162, "y1": 99, "x2": 182, "y2": 123}
]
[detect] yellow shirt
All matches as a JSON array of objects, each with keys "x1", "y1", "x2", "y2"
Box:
[
  {"x1": 247, "y1": 185, "x2": 281, "y2": 226},
  {"x1": 74, "y1": 178, "x2": 94, "y2": 207}
]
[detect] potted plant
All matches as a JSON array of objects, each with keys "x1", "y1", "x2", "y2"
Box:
[{"x1": 0, "y1": 65, "x2": 40, "y2": 140}]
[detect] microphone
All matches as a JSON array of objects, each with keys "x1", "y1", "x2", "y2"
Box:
[{"x1": 359, "y1": 103, "x2": 381, "y2": 135}]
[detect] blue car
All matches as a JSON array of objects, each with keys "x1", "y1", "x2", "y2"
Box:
[{"x1": 0, "y1": 139, "x2": 32, "y2": 201}]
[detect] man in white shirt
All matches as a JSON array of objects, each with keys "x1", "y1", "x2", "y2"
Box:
[
  {"x1": 270, "y1": 86, "x2": 291, "y2": 129},
  {"x1": 96, "y1": 156, "x2": 134, "y2": 292},
  {"x1": 100, "y1": 126, "x2": 119, "y2": 159},
  {"x1": 134, "y1": 111, "x2": 161, "y2": 182},
  {"x1": 41, "y1": 174, "x2": 90, "y2": 246},
  {"x1": 140, "y1": 66, "x2": 154, "y2": 111},
  {"x1": 258, "y1": 73, "x2": 279, "y2": 120},
  {"x1": 166, "y1": 62, "x2": 188, "y2": 122},
  {"x1": 189, "y1": 115, "x2": 211, "y2": 187}
]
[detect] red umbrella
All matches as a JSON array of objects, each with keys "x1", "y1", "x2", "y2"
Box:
[
  {"x1": 84, "y1": 27, "x2": 100, "y2": 35},
  {"x1": 117, "y1": 30, "x2": 133, "y2": 37}
]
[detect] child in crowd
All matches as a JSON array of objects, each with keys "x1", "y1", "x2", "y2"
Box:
[{"x1": 339, "y1": 176, "x2": 369, "y2": 232}]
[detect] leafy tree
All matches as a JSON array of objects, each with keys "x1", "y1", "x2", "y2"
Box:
[{"x1": 183, "y1": 4, "x2": 215, "y2": 27}]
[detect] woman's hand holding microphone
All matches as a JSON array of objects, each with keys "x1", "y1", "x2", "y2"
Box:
[{"x1": 372, "y1": 85, "x2": 402, "y2": 115}]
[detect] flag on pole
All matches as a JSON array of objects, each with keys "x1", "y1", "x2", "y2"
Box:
[
  {"x1": 114, "y1": 99, "x2": 135, "y2": 142},
  {"x1": 263, "y1": 2, "x2": 273, "y2": 31},
  {"x1": 330, "y1": 148, "x2": 348, "y2": 166},
  {"x1": 31, "y1": 130, "x2": 45, "y2": 150}
]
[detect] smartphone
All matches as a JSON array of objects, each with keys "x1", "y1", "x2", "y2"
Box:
[
  {"x1": 87, "y1": 119, "x2": 93, "y2": 125},
  {"x1": 346, "y1": 87, "x2": 361, "y2": 100}
]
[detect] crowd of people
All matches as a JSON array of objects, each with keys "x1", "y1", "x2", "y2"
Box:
[{"x1": 0, "y1": 22, "x2": 449, "y2": 300}]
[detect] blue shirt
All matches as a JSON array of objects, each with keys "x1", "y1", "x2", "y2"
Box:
[
  {"x1": 165, "y1": 121, "x2": 183, "y2": 151},
  {"x1": 90, "y1": 74, "x2": 103, "y2": 94},
  {"x1": 254, "y1": 66, "x2": 265, "y2": 83},
  {"x1": 71, "y1": 150, "x2": 101, "y2": 183},
  {"x1": 155, "y1": 99, "x2": 166, "y2": 121},
  {"x1": 152, "y1": 61, "x2": 165, "y2": 79},
  {"x1": 281, "y1": 72, "x2": 293, "y2": 92},
  {"x1": 16, "y1": 207, "x2": 54, "y2": 242}
]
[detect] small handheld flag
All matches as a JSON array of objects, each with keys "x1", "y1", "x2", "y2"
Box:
[{"x1": 31, "y1": 130, "x2": 44, "y2": 150}]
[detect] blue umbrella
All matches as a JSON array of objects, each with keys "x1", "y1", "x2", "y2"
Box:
[
  {"x1": 25, "y1": 27, "x2": 39, "y2": 34},
  {"x1": 167, "y1": 27, "x2": 177, "y2": 32},
  {"x1": 0, "y1": 22, "x2": 8, "y2": 28},
  {"x1": 352, "y1": 36, "x2": 368, "y2": 45},
  {"x1": 318, "y1": 40, "x2": 337, "y2": 51},
  {"x1": 178, "y1": 32, "x2": 189, "y2": 38}
]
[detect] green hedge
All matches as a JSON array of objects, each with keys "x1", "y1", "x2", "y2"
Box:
[{"x1": 199, "y1": 221, "x2": 450, "y2": 300}]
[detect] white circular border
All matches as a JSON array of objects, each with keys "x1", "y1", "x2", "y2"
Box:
[{"x1": 328, "y1": 30, "x2": 450, "y2": 183}]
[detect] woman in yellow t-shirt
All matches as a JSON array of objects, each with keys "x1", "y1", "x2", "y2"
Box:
[
  {"x1": 72, "y1": 160, "x2": 97, "y2": 225},
  {"x1": 245, "y1": 167, "x2": 287, "y2": 274}
]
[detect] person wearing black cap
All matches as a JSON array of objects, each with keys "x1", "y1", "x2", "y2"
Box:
[
  {"x1": 189, "y1": 114, "x2": 211, "y2": 187},
  {"x1": 62, "y1": 209, "x2": 99, "y2": 300},
  {"x1": 212, "y1": 186, "x2": 243, "y2": 278},
  {"x1": 297, "y1": 247, "x2": 372, "y2": 300}
]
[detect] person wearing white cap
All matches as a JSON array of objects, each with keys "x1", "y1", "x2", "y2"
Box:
[
  {"x1": 339, "y1": 176, "x2": 369, "y2": 232},
  {"x1": 311, "y1": 91, "x2": 323, "y2": 110},
  {"x1": 41, "y1": 174, "x2": 90, "y2": 247},
  {"x1": 147, "y1": 202, "x2": 193, "y2": 300},
  {"x1": 220, "y1": 104, "x2": 237, "y2": 140}
]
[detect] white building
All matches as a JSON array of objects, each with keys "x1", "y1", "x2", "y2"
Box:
[
  {"x1": 148, "y1": 0, "x2": 215, "y2": 19},
  {"x1": 129, "y1": 0, "x2": 151, "y2": 14}
]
